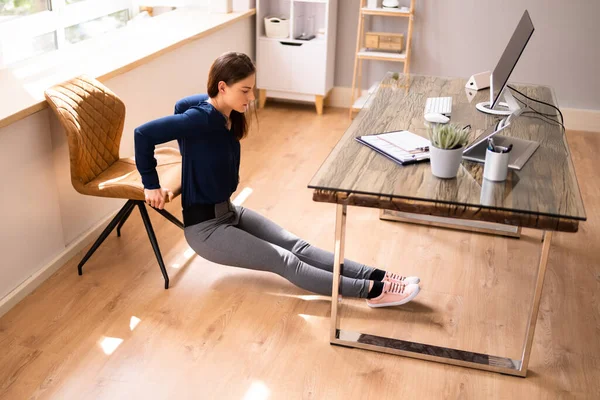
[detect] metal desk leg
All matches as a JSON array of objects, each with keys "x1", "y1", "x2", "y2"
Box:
[
  {"x1": 330, "y1": 203, "x2": 347, "y2": 341},
  {"x1": 330, "y1": 207, "x2": 554, "y2": 377},
  {"x1": 380, "y1": 209, "x2": 522, "y2": 238},
  {"x1": 520, "y1": 230, "x2": 553, "y2": 375}
]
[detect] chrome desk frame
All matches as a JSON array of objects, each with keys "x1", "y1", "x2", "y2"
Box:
[{"x1": 329, "y1": 204, "x2": 552, "y2": 377}]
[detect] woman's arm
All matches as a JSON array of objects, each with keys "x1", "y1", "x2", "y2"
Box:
[
  {"x1": 174, "y1": 94, "x2": 209, "y2": 114},
  {"x1": 134, "y1": 111, "x2": 205, "y2": 190}
]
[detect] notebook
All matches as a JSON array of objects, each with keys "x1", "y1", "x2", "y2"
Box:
[{"x1": 355, "y1": 130, "x2": 431, "y2": 165}]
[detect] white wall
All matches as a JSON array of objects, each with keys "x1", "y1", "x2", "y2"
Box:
[
  {"x1": 0, "y1": 109, "x2": 66, "y2": 298},
  {"x1": 334, "y1": 0, "x2": 600, "y2": 110},
  {"x1": 0, "y1": 16, "x2": 255, "y2": 305}
]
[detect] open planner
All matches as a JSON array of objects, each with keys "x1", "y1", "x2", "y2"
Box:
[{"x1": 355, "y1": 130, "x2": 431, "y2": 165}]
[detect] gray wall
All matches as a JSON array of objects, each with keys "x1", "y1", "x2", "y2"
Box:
[{"x1": 334, "y1": 0, "x2": 600, "y2": 110}]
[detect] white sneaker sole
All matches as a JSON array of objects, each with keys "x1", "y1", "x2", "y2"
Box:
[{"x1": 366, "y1": 285, "x2": 421, "y2": 308}]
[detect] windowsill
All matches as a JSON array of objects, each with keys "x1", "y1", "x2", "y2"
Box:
[{"x1": 0, "y1": 7, "x2": 256, "y2": 130}]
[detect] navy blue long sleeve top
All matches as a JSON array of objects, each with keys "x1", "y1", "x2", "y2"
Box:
[{"x1": 134, "y1": 94, "x2": 240, "y2": 210}]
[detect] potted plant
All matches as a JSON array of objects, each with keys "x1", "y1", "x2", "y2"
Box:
[{"x1": 428, "y1": 123, "x2": 471, "y2": 179}]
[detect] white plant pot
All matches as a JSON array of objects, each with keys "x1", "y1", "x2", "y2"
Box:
[{"x1": 429, "y1": 145, "x2": 464, "y2": 179}]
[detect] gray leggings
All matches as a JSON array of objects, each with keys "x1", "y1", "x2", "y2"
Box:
[{"x1": 183, "y1": 200, "x2": 375, "y2": 298}]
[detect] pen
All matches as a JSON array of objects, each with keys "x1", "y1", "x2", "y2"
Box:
[
  {"x1": 487, "y1": 138, "x2": 496, "y2": 152},
  {"x1": 503, "y1": 144, "x2": 513, "y2": 153}
]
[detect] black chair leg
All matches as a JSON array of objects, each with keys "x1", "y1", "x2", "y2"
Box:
[
  {"x1": 154, "y1": 207, "x2": 185, "y2": 230},
  {"x1": 78, "y1": 200, "x2": 135, "y2": 275},
  {"x1": 116, "y1": 201, "x2": 136, "y2": 237},
  {"x1": 137, "y1": 201, "x2": 170, "y2": 289}
]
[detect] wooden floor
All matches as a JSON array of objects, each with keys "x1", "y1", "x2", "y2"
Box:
[{"x1": 1, "y1": 103, "x2": 599, "y2": 399}]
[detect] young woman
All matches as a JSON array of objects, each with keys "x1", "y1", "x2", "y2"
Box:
[{"x1": 134, "y1": 52, "x2": 421, "y2": 307}]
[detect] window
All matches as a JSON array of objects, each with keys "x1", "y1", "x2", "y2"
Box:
[
  {"x1": 0, "y1": 0, "x2": 137, "y2": 66},
  {"x1": 0, "y1": 0, "x2": 50, "y2": 19},
  {"x1": 65, "y1": 8, "x2": 130, "y2": 44}
]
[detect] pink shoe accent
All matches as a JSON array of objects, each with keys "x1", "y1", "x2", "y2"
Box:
[{"x1": 366, "y1": 281, "x2": 420, "y2": 308}]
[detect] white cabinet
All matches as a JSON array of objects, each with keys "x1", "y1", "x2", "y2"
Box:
[
  {"x1": 256, "y1": 0, "x2": 337, "y2": 114},
  {"x1": 292, "y1": 41, "x2": 326, "y2": 94},
  {"x1": 257, "y1": 39, "x2": 326, "y2": 94},
  {"x1": 257, "y1": 39, "x2": 295, "y2": 92}
]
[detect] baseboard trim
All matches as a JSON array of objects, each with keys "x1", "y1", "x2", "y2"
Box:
[
  {"x1": 326, "y1": 87, "x2": 363, "y2": 109},
  {"x1": 0, "y1": 210, "x2": 117, "y2": 318},
  {"x1": 562, "y1": 108, "x2": 600, "y2": 133},
  {"x1": 327, "y1": 86, "x2": 600, "y2": 133}
]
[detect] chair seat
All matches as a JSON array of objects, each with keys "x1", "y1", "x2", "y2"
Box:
[{"x1": 75, "y1": 147, "x2": 182, "y2": 201}]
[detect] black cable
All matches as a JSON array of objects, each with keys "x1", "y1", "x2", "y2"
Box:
[
  {"x1": 513, "y1": 95, "x2": 558, "y2": 118},
  {"x1": 521, "y1": 110, "x2": 561, "y2": 125},
  {"x1": 508, "y1": 84, "x2": 564, "y2": 121},
  {"x1": 521, "y1": 111, "x2": 565, "y2": 130},
  {"x1": 516, "y1": 99, "x2": 565, "y2": 130},
  {"x1": 507, "y1": 86, "x2": 565, "y2": 130},
  {"x1": 507, "y1": 85, "x2": 564, "y2": 125}
]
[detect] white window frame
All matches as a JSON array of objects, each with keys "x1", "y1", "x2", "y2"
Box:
[{"x1": 0, "y1": 0, "x2": 137, "y2": 66}]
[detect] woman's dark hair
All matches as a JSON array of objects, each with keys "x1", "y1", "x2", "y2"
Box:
[{"x1": 207, "y1": 52, "x2": 256, "y2": 140}]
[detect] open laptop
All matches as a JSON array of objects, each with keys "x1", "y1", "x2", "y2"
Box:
[{"x1": 462, "y1": 117, "x2": 539, "y2": 170}]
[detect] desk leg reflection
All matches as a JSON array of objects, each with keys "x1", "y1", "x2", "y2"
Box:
[{"x1": 329, "y1": 203, "x2": 553, "y2": 377}]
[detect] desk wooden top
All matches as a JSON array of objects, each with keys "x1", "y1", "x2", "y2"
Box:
[{"x1": 308, "y1": 74, "x2": 586, "y2": 232}]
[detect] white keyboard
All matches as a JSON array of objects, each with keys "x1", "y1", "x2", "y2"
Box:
[{"x1": 425, "y1": 97, "x2": 453, "y2": 116}]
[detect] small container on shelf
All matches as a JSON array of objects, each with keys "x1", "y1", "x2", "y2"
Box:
[
  {"x1": 295, "y1": 14, "x2": 316, "y2": 40},
  {"x1": 365, "y1": 32, "x2": 404, "y2": 51},
  {"x1": 264, "y1": 16, "x2": 290, "y2": 39},
  {"x1": 382, "y1": 0, "x2": 400, "y2": 8}
]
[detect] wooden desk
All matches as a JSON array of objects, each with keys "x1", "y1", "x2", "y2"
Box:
[{"x1": 308, "y1": 73, "x2": 586, "y2": 377}]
